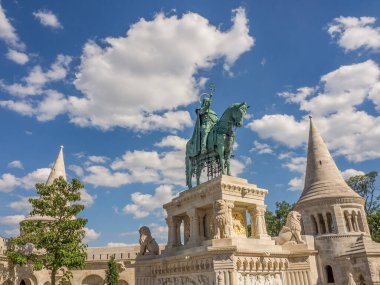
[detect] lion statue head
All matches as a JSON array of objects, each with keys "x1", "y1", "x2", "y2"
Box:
[
  {"x1": 286, "y1": 211, "x2": 302, "y2": 232},
  {"x1": 139, "y1": 226, "x2": 151, "y2": 244}
]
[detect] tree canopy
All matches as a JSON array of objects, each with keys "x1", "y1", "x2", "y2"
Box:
[
  {"x1": 6, "y1": 177, "x2": 88, "y2": 285},
  {"x1": 105, "y1": 255, "x2": 119, "y2": 285}
]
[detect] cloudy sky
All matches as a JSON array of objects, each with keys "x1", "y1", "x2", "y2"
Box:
[{"x1": 0, "y1": 0, "x2": 379, "y2": 246}]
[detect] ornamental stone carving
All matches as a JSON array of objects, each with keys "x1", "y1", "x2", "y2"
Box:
[
  {"x1": 213, "y1": 199, "x2": 234, "y2": 239},
  {"x1": 139, "y1": 226, "x2": 159, "y2": 255},
  {"x1": 276, "y1": 211, "x2": 305, "y2": 245}
]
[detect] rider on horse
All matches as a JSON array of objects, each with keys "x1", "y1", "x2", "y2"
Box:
[
  {"x1": 197, "y1": 95, "x2": 218, "y2": 154},
  {"x1": 187, "y1": 85, "x2": 218, "y2": 157}
]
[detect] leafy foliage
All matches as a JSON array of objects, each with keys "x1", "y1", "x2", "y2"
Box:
[
  {"x1": 347, "y1": 171, "x2": 380, "y2": 242},
  {"x1": 105, "y1": 255, "x2": 119, "y2": 285},
  {"x1": 6, "y1": 177, "x2": 88, "y2": 285}
]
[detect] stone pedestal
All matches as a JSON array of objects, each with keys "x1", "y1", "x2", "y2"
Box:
[{"x1": 135, "y1": 176, "x2": 316, "y2": 285}]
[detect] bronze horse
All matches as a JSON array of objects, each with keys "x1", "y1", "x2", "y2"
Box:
[{"x1": 186, "y1": 102, "x2": 249, "y2": 188}]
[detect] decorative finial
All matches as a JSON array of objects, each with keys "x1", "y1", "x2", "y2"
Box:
[
  {"x1": 309, "y1": 115, "x2": 312, "y2": 120},
  {"x1": 60, "y1": 145, "x2": 64, "y2": 149}
]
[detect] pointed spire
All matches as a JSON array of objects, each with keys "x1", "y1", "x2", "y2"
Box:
[
  {"x1": 297, "y1": 117, "x2": 361, "y2": 204},
  {"x1": 46, "y1": 146, "x2": 67, "y2": 186}
]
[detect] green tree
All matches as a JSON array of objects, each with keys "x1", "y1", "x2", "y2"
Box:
[
  {"x1": 105, "y1": 255, "x2": 119, "y2": 285},
  {"x1": 6, "y1": 177, "x2": 88, "y2": 285},
  {"x1": 347, "y1": 171, "x2": 380, "y2": 242},
  {"x1": 248, "y1": 201, "x2": 294, "y2": 237}
]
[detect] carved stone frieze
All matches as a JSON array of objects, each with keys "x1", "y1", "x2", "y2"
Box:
[{"x1": 156, "y1": 274, "x2": 210, "y2": 285}]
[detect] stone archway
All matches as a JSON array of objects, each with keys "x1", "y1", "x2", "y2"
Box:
[
  {"x1": 81, "y1": 275, "x2": 104, "y2": 285},
  {"x1": 19, "y1": 279, "x2": 35, "y2": 285},
  {"x1": 119, "y1": 281, "x2": 129, "y2": 285}
]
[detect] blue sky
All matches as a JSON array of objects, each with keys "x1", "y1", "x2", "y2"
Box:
[{"x1": 0, "y1": 0, "x2": 380, "y2": 246}]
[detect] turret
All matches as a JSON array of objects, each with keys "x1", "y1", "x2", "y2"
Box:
[
  {"x1": 295, "y1": 117, "x2": 370, "y2": 236},
  {"x1": 20, "y1": 146, "x2": 66, "y2": 232}
]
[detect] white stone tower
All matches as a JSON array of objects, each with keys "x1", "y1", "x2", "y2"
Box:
[
  {"x1": 45, "y1": 145, "x2": 66, "y2": 186},
  {"x1": 295, "y1": 117, "x2": 380, "y2": 285},
  {"x1": 21, "y1": 146, "x2": 66, "y2": 227}
]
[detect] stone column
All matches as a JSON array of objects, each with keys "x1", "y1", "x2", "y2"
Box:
[
  {"x1": 250, "y1": 205, "x2": 270, "y2": 239},
  {"x1": 227, "y1": 201, "x2": 234, "y2": 238},
  {"x1": 166, "y1": 217, "x2": 174, "y2": 247},
  {"x1": 173, "y1": 216, "x2": 182, "y2": 246},
  {"x1": 346, "y1": 213, "x2": 353, "y2": 232},
  {"x1": 188, "y1": 209, "x2": 200, "y2": 246},
  {"x1": 353, "y1": 213, "x2": 359, "y2": 232},
  {"x1": 248, "y1": 207, "x2": 255, "y2": 238}
]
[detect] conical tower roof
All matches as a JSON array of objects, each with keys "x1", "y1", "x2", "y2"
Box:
[
  {"x1": 22, "y1": 146, "x2": 66, "y2": 225},
  {"x1": 297, "y1": 117, "x2": 361, "y2": 205},
  {"x1": 46, "y1": 145, "x2": 66, "y2": 185}
]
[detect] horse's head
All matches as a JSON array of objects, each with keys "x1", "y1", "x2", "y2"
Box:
[{"x1": 232, "y1": 102, "x2": 249, "y2": 127}]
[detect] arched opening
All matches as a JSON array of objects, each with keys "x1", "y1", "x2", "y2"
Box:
[
  {"x1": 325, "y1": 265, "x2": 335, "y2": 283},
  {"x1": 318, "y1": 213, "x2": 326, "y2": 234},
  {"x1": 119, "y1": 281, "x2": 129, "y2": 285},
  {"x1": 203, "y1": 215, "x2": 208, "y2": 239},
  {"x1": 326, "y1": 212, "x2": 333, "y2": 233},
  {"x1": 183, "y1": 215, "x2": 190, "y2": 245},
  {"x1": 82, "y1": 275, "x2": 104, "y2": 285},
  {"x1": 20, "y1": 281, "x2": 27, "y2": 285},
  {"x1": 358, "y1": 274, "x2": 366, "y2": 285},
  {"x1": 311, "y1": 215, "x2": 318, "y2": 235}
]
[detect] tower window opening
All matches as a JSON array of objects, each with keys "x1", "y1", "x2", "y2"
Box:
[
  {"x1": 325, "y1": 265, "x2": 335, "y2": 283},
  {"x1": 318, "y1": 213, "x2": 326, "y2": 234},
  {"x1": 326, "y1": 212, "x2": 333, "y2": 233},
  {"x1": 311, "y1": 215, "x2": 318, "y2": 235},
  {"x1": 344, "y1": 211, "x2": 351, "y2": 232}
]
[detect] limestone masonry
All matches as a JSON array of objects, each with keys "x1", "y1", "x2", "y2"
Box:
[{"x1": 1, "y1": 117, "x2": 380, "y2": 284}]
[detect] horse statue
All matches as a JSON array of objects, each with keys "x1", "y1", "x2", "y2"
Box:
[{"x1": 186, "y1": 102, "x2": 249, "y2": 188}]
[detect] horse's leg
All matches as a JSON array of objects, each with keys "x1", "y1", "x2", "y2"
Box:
[
  {"x1": 226, "y1": 135, "x2": 235, "y2": 176},
  {"x1": 217, "y1": 134, "x2": 225, "y2": 174},
  {"x1": 186, "y1": 156, "x2": 192, "y2": 188}
]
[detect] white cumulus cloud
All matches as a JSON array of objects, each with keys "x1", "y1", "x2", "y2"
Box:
[
  {"x1": 7, "y1": 160, "x2": 23, "y2": 169},
  {"x1": 0, "y1": 215, "x2": 25, "y2": 225},
  {"x1": 328, "y1": 16, "x2": 380, "y2": 52},
  {"x1": 0, "y1": 173, "x2": 20, "y2": 192},
  {"x1": 6, "y1": 49, "x2": 29, "y2": 64},
  {"x1": 123, "y1": 185, "x2": 175, "y2": 219},
  {"x1": 251, "y1": 140, "x2": 274, "y2": 155},
  {"x1": 84, "y1": 227, "x2": 100, "y2": 241},
  {"x1": 341, "y1": 169, "x2": 365, "y2": 180},
  {"x1": 249, "y1": 61, "x2": 380, "y2": 162},
  {"x1": 0, "y1": 3, "x2": 24, "y2": 49},
  {"x1": 33, "y1": 10, "x2": 63, "y2": 29},
  {"x1": 68, "y1": 8, "x2": 253, "y2": 131}
]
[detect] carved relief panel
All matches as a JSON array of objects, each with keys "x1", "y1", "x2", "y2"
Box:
[{"x1": 232, "y1": 209, "x2": 247, "y2": 237}]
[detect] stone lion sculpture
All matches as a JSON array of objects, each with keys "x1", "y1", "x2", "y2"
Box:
[
  {"x1": 213, "y1": 199, "x2": 233, "y2": 239},
  {"x1": 139, "y1": 226, "x2": 159, "y2": 255},
  {"x1": 276, "y1": 211, "x2": 305, "y2": 245}
]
